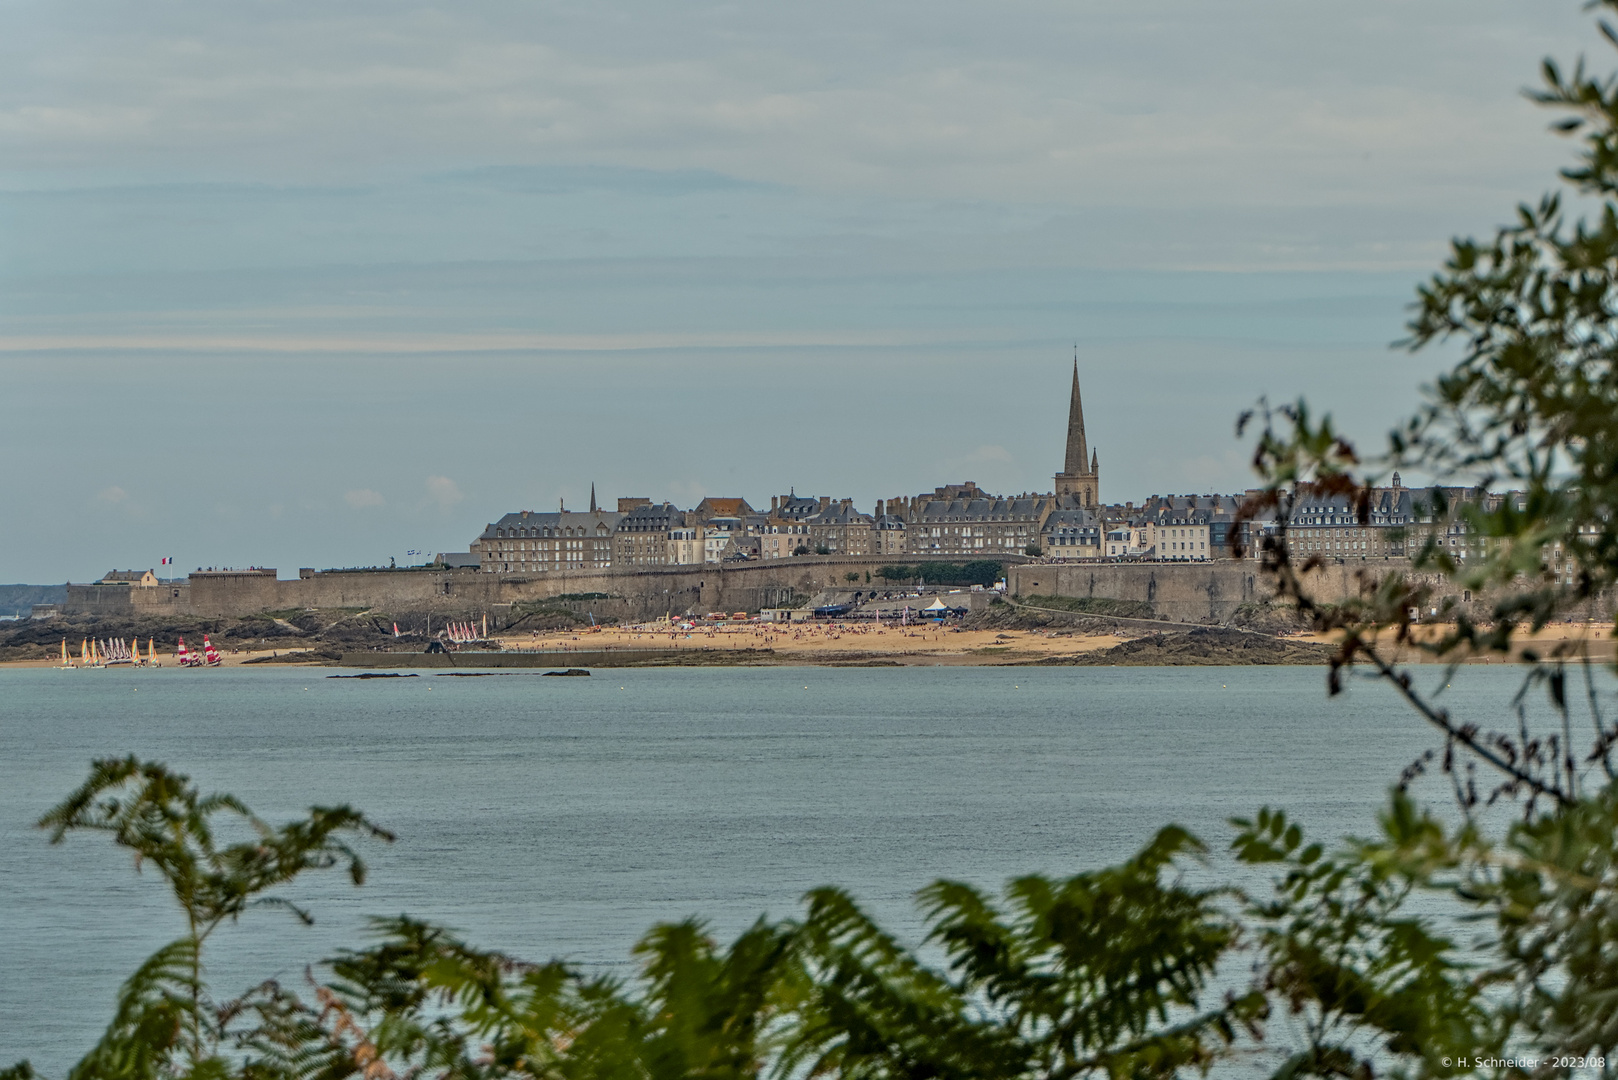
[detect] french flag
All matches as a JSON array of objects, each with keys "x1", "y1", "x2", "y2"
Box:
[{"x1": 161, "y1": 557, "x2": 173, "y2": 565}]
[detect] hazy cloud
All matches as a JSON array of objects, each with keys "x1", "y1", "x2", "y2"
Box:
[
  {"x1": 424, "y1": 475, "x2": 463, "y2": 511},
  {"x1": 0, "y1": 2, "x2": 1589, "y2": 218},
  {"x1": 963, "y1": 445, "x2": 1014, "y2": 465},
  {"x1": 345, "y1": 488, "x2": 385, "y2": 509},
  {"x1": 1, "y1": 1, "x2": 1606, "y2": 581}
]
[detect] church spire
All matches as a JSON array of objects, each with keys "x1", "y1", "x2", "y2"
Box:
[
  {"x1": 589, "y1": 483, "x2": 598, "y2": 513},
  {"x1": 1054, "y1": 348, "x2": 1100, "y2": 506},
  {"x1": 1063, "y1": 350, "x2": 1089, "y2": 477}
]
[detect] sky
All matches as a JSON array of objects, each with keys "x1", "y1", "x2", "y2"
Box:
[{"x1": 0, "y1": 1, "x2": 1604, "y2": 582}]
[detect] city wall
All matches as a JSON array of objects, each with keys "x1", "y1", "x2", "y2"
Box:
[
  {"x1": 67, "y1": 557, "x2": 1553, "y2": 627},
  {"x1": 68, "y1": 557, "x2": 1021, "y2": 623},
  {"x1": 64, "y1": 582, "x2": 191, "y2": 618},
  {"x1": 1007, "y1": 558, "x2": 1487, "y2": 624}
]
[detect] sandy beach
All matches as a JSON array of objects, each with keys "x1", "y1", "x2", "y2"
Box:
[
  {"x1": 489, "y1": 623, "x2": 1132, "y2": 665},
  {"x1": 7, "y1": 620, "x2": 1612, "y2": 669},
  {"x1": 1, "y1": 628, "x2": 1130, "y2": 668}
]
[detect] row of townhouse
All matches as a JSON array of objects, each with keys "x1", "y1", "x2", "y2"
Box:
[
  {"x1": 467, "y1": 483, "x2": 1244, "y2": 573},
  {"x1": 1281, "y1": 476, "x2": 1524, "y2": 564},
  {"x1": 463, "y1": 475, "x2": 1529, "y2": 575},
  {"x1": 1091, "y1": 480, "x2": 1547, "y2": 565},
  {"x1": 1098, "y1": 494, "x2": 1244, "y2": 562},
  {"x1": 470, "y1": 491, "x2": 909, "y2": 573}
]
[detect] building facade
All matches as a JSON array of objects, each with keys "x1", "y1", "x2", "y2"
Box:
[
  {"x1": 613, "y1": 502, "x2": 688, "y2": 567},
  {"x1": 474, "y1": 499, "x2": 624, "y2": 573}
]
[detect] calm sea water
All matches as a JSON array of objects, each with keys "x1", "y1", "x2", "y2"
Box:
[{"x1": 0, "y1": 663, "x2": 1556, "y2": 1071}]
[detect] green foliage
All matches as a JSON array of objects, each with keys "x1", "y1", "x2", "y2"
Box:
[
  {"x1": 28, "y1": 787, "x2": 1283, "y2": 1080},
  {"x1": 30, "y1": 755, "x2": 1618, "y2": 1078},
  {"x1": 844, "y1": 572, "x2": 860, "y2": 583},
  {"x1": 1235, "y1": 3, "x2": 1618, "y2": 811},
  {"x1": 1232, "y1": 800, "x2": 1491, "y2": 1077},
  {"x1": 1024, "y1": 544, "x2": 1042, "y2": 557},
  {"x1": 875, "y1": 562, "x2": 1003, "y2": 587},
  {"x1": 27, "y1": 757, "x2": 392, "y2": 1079}
]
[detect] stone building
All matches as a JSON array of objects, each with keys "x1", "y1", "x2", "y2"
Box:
[
  {"x1": 805, "y1": 499, "x2": 875, "y2": 556},
  {"x1": 757, "y1": 521, "x2": 812, "y2": 559},
  {"x1": 473, "y1": 490, "x2": 623, "y2": 573},
  {"x1": 1143, "y1": 498, "x2": 1215, "y2": 562},
  {"x1": 98, "y1": 569, "x2": 159, "y2": 587},
  {"x1": 669, "y1": 526, "x2": 705, "y2": 565},
  {"x1": 1281, "y1": 477, "x2": 1515, "y2": 563},
  {"x1": 908, "y1": 493, "x2": 1051, "y2": 555},
  {"x1": 872, "y1": 507, "x2": 907, "y2": 554},
  {"x1": 1039, "y1": 509, "x2": 1103, "y2": 556},
  {"x1": 703, "y1": 516, "x2": 744, "y2": 562},
  {"x1": 613, "y1": 501, "x2": 688, "y2": 567},
  {"x1": 756, "y1": 494, "x2": 873, "y2": 558}
]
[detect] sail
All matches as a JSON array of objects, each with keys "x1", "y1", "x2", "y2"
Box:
[{"x1": 202, "y1": 635, "x2": 221, "y2": 666}]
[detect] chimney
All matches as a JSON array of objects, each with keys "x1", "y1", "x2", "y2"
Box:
[
  {"x1": 771, "y1": 495, "x2": 780, "y2": 513},
  {"x1": 819, "y1": 495, "x2": 830, "y2": 510}
]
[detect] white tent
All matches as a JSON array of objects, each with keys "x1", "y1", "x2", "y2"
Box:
[{"x1": 924, "y1": 599, "x2": 949, "y2": 612}]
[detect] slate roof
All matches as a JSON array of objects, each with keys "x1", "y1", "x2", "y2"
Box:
[
  {"x1": 914, "y1": 496, "x2": 1046, "y2": 523},
  {"x1": 616, "y1": 502, "x2": 685, "y2": 531},
  {"x1": 479, "y1": 509, "x2": 624, "y2": 540}
]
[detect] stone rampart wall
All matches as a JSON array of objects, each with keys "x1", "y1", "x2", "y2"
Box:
[
  {"x1": 128, "y1": 556, "x2": 1019, "y2": 622},
  {"x1": 62, "y1": 555, "x2": 1618, "y2": 627},
  {"x1": 1007, "y1": 558, "x2": 1475, "y2": 623},
  {"x1": 65, "y1": 583, "x2": 191, "y2": 618}
]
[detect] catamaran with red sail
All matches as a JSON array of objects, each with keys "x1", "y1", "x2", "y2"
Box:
[{"x1": 173, "y1": 635, "x2": 221, "y2": 667}]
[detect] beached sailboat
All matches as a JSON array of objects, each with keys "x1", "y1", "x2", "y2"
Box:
[
  {"x1": 176, "y1": 636, "x2": 202, "y2": 668},
  {"x1": 202, "y1": 635, "x2": 222, "y2": 667}
]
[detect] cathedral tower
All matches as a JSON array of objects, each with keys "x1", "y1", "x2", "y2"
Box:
[{"x1": 1053, "y1": 356, "x2": 1100, "y2": 506}]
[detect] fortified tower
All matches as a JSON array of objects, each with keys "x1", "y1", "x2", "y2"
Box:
[{"x1": 1053, "y1": 357, "x2": 1100, "y2": 506}]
